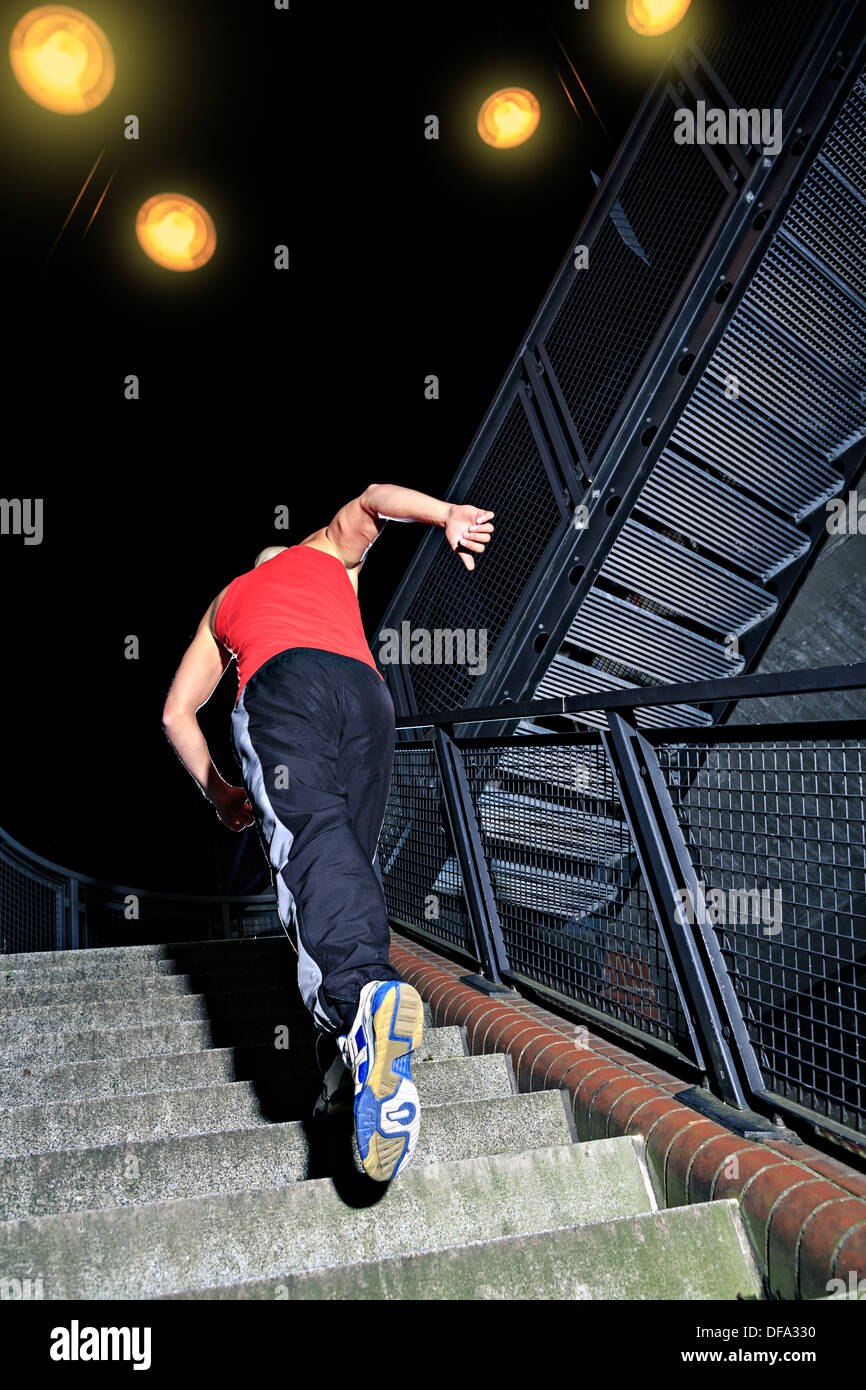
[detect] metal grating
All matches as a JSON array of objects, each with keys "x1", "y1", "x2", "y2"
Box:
[
  {"x1": 674, "y1": 385, "x2": 845, "y2": 521},
  {"x1": 540, "y1": 91, "x2": 731, "y2": 464},
  {"x1": 566, "y1": 588, "x2": 743, "y2": 684},
  {"x1": 710, "y1": 314, "x2": 866, "y2": 461},
  {"x1": 535, "y1": 655, "x2": 712, "y2": 730},
  {"x1": 602, "y1": 519, "x2": 777, "y2": 637},
  {"x1": 820, "y1": 72, "x2": 866, "y2": 199},
  {"x1": 636, "y1": 449, "x2": 810, "y2": 581},
  {"x1": 0, "y1": 856, "x2": 62, "y2": 956},
  {"x1": 748, "y1": 240, "x2": 866, "y2": 394},
  {"x1": 379, "y1": 744, "x2": 474, "y2": 954},
  {"x1": 400, "y1": 390, "x2": 562, "y2": 715},
  {"x1": 82, "y1": 892, "x2": 217, "y2": 948},
  {"x1": 461, "y1": 739, "x2": 695, "y2": 1054},
  {"x1": 657, "y1": 738, "x2": 866, "y2": 1134},
  {"x1": 692, "y1": 0, "x2": 825, "y2": 110},
  {"x1": 784, "y1": 161, "x2": 866, "y2": 304}
]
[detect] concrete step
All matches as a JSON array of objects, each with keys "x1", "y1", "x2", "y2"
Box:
[
  {"x1": 0, "y1": 1003, "x2": 440, "y2": 1066},
  {"x1": 0, "y1": 991, "x2": 435, "y2": 1046},
  {"x1": 0, "y1": 963, "x2": 304, "y2": 1009},
  {"x1": 0, "y1": 1137, "x2": 657, "y2": 1298},
  {"x1": 0, "y1": 1027, "x2": 468, "y2": 1106},
  {"x1": 1, "y1": 1090, "x2": 575, "y2": 1219},
  {"x1": 0, "y1": 937, "x2": 290, "y2": 976},
  {"x1": 167, "y1": 1199, "x2": 761, "y2": 1301},
  {"x1": 0, "y1": 944, "x2": 292, "y2": 987},
  {"x1": 0, "y1": 1054, "x2": 515, "y2": 1155},
  {"x1": 0, "y1": 987, "x2": 426, "y2": 1034}
]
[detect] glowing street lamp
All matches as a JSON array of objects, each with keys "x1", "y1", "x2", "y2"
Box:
[
  {"x1": 477, "y1": 87, "x2": 540, "y2": 149},
  {"x1": 625, "y1": 0, "x2": 692, "y2": 37},
  {"x1": 136, "y1": 194, "x2": 217, "y2": 272},
  {"x1": 9, "y1": 6, "x2": 115, "y2": 114}
]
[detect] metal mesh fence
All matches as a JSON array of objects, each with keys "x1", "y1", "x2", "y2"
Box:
[
  {"x1": 693, "y1": 0, "x2": 826, "y2": 110},
  {"x1": 458, "y1": 736, "x2": 695, "y2": 1057},
  {"x1": 81, "y1": 891, "x2": 283, "y2": 948},
  {"x1": 540, "y1": 90, "x2": 732, "y2": 465},
  {"x1": 399, "y1": 390, "x2": 563, "y2": 716},
  {"x1": 657, "y1": 738, "x2": 866, "y2": 1134},
  {"x1": 0, "y1": 828, "x2": 283, "y2": 957},
  {"x1": 379, "y1": 742, "x2": 475, "y2": 955},
  {"x1": 0, "y1": 851, "x2": 64, "y2": 956}
]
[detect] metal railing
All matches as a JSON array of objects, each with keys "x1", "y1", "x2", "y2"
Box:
[
  {"x1": 0, "y1": 827, "x2": 284, "y2": 956},
  {"x1": 2, "y1": 662, "x2": 864, "y2": 1153},
  {"x1": 381, "y1": 661, "x2": 866, "y2": 1152}
]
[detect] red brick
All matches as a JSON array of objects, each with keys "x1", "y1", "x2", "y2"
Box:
[
  {"x1": 712, "y1": 1146, "x2": 790, "y2": 1201},
  {"x1": 739, "y1": 1164, "x2": 814, "y2": 1270},
  {"x1": 449, "y1": 996, "x2": 495, "y2": 1039},
  {"x1": 515, "y1": 1033, "x2": 563, "y2": 1090},
  {"x1": 544, "y1": 1053, "x2": 592, "y2": 1091},
  {"x1": 522, "y1": 1038, "x2": 572, "y2": 1091},
  {"x1": 800, "y1": 1156, "x2": 866, "y2": 1200},
  {"x1": 830, "y1": 1222, "x2": 866, "y2": 1296},
  {"x1": 402, "y1": 963, "x2": 439, "y2": 992},
  {"x1": 767, "y1": 1182, "x2": 844, "y2": 1300},
  {"x1": 533, "y1": 1041, "x2": 581, "y2": 1091},
  {"x1": 665, "y1": 1121, "x2": 726, "y2": 1207},
  {"x1": 464, "y1": 1001, "x2": 508, "y2": 1052},
  {"x1": 440, "y1": 985, "x2": 480, "y2": 1026},
  {"x1": 798, "y1": 1203, "x2": 866, "y2": 1300},
  {"x1": 624, "y1": 1095, "x2": 689, "y2": 1141},
  {"x1": 687, "y1": 1136, "x2": 752, "y2": 1203},
  {"x1": 479, "y1": 1011, "x2": 519, "y2": 1053},
  {"x1": 588, "y1": 1078, "x2": 651, "y2": 1140},
  {"x1": 607, "y1": 1084, "x2": 664, "y2": 1136},
  {"x1": 424, "y1": 979, "x2": 459, "y2": 1020},
  {"x1": 491, "y1": 1020, "x2": 539, "y2": 1060},
  {"x1": 645, "y1": 1111, "x2": 709, "y2": 1200},
  {"x1": 573, "y1": 1065, "x2": 624, "y2": 1113}
]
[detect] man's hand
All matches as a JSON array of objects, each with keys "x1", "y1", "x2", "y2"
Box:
[
  {"x1": 213, "y1": 785, "x2": 255, "y2": 832},
  {"x1": 445, "y1": 505, "x2": 495, "y2": 571}
]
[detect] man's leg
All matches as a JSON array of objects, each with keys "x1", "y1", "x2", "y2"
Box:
[
  {"x1": 313, "y1": 655, "x2": 400, "y2": 1105},
  {"x1": 230, "y1": 647, "x2": 402, "y2": 1037}
]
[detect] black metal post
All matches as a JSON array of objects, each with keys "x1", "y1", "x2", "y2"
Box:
[
  {"x1": 602, "y1": 712, "x2": 765, "y2": 1109},
  {"x1": 432, "y1": 725, "x2": 511, "y2": 987}
]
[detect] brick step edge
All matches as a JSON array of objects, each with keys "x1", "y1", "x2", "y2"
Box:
[{"x1": 388, "y1": 934, "x2": 866, "y2": 1302}]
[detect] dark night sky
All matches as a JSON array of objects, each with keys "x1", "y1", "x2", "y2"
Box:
[{"x1": 0, "y1": 0, "x2": 722, "y2": 891}]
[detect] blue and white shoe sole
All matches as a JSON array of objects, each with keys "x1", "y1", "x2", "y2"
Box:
[{"x1": 354, "y1": 982, "x2": 423, "y2": 1182}]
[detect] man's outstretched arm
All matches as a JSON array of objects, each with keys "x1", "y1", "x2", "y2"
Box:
[
  {"x1": 328, "y1": 484, "x2": 495, "y2": 571},
  {"x1": 161, "y1": 602, "x2": 255, "y2": 832}
]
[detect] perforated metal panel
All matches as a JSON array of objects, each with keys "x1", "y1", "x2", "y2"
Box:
[
  {"x1": 400, "y1": 389, "x2": 562, "y2": 715},
  {"x1": 539, "y1": 90, "x2": 733, "y2": 465},
  {"x1": 692, "y1": 0, "x2": 826, "y2": 108}
]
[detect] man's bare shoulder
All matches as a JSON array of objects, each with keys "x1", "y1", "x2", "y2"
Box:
[{"x1": 299, "y1": 526, "x2": 366, "y2": 589}]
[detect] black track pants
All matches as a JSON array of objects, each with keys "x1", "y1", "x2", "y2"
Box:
[{"x1": 231, "y1": 646, "x2": 403, "y2": 1035}]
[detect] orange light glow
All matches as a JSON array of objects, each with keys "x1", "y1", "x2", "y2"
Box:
[
  {"x1": 135, "y1": 194, "x2": 217, "y2": 272},
  {"x1": 625, "y1": 0, "x2": 691, "y2": 37},
  {"x1": 9, "y1": 6, "x2": 114, "y2": 114},
  {"x1": 477, "y1": 87, "x2": 540, "y2": 149}
]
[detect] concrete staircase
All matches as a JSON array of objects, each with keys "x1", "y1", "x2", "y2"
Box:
[{"x1": 0, "y1": 937, "x2": 763, "y2": 1300}]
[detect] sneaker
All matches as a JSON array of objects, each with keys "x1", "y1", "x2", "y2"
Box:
[
  {"x1": 338, "y1": 979, "x2": 424, "y2": 1182},
  {"x1": 312, "y1": 1051, "x2": 355, "y2": 1118}
]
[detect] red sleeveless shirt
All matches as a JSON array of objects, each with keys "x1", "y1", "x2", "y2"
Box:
[{"x1": 213, "y1": 545, "x2": 383, "y2": 705}]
